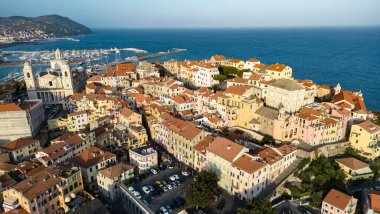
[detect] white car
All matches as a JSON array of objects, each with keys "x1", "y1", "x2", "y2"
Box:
[
  {"x1": 160, "y1": 206, "x2": 169, "y2": 214},
  {"x1": 167, "y1": 184, "x2": 173, "y2": 190},
  {"x1": 174, "y1": 174, "x2": 179, "y2": 179},
  {"x1": 133, "y1": 191, "x2": 141, "y2": 199},
  {"x1": 151, "y1": 169, "x2": 158, "y2": 174},
  {"x1": 169, "y1": 176, "x2": 176, "y2": 181},
  {"x1": 128, "y1": 186, "x2": 135, "y2": 192},
  {"x1": 142, "y1": 186, "x2": 150, "y2": 194},
  {"x1": 182, "y1": 171, "x2": 189, "y2": 176}
]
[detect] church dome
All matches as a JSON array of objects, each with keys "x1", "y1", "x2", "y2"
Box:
[
  {"x1": 24, "y1": 61, "x2": 31, "y2": 67},
  {"x1": 55, "y1": 48, "x2": 63, "y2": 59}
]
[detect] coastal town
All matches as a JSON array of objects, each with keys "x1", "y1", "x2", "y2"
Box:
[{"x1": 0, "y1": 48, "x2": 379, "y2": 214}]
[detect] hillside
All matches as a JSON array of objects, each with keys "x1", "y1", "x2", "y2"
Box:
[{"x1": 0, "y1": 14, "x2": 92, "y2": 37}]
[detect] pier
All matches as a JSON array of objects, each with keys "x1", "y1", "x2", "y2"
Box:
[{"x1": 106, "y1": 48, "x2": 187, "y2": 66}]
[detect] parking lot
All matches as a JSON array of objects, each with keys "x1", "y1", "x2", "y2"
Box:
[{"x1": 124, "y1": 164, "x2": 193, "y2": 214}]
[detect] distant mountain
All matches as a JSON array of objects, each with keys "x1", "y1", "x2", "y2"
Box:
[{"x1": 0, "y1": 15, "x2": 92, "y2": 37}]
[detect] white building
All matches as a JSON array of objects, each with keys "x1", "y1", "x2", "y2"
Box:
[
  {"x1": 0, "y1": 100, "x2": 44, "y2": 144},
  {"x1": 244, "y1": 58, "x2": 260, "y2": 70},
  {"x1": 191, "y1": 64, "x2": 219, "y2": 87},
  {"x1": 265, "y1": 79, "x2": 313, "y2": 113},
  {"x1": 24, "y1": 49, "x2": 86, "y2": 105},
  {"x1": 129, "y1": 146, "x2": 158, "y2": 172}
]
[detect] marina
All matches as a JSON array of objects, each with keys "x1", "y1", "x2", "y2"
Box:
[{"x1": 0, "y1": 47, "x2": 187, "y2": 83}]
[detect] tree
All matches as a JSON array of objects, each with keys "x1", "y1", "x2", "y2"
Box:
[
  {"x1": 213, "y1": 74, "x2": 227, "y2": 82},
  {"x1": 310, "y1": 191, "x2": 323, "y2": 208},
  {"x1": 185, "y1": 171, "x2": 219, "y2": 209},
  {"x1": 237, "y1": 198, "x2": 275, "y2": 214},
  {"x1": 260, "y1": 135, "x2": 275, "y2": 145},
  {"x1": 370, "y1": 158, "x2": 380, "y2": 179}
]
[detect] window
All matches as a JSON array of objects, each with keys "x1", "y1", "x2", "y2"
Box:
[{"x1": 49, "y1": 81, "x2": 53, "y2": 86}]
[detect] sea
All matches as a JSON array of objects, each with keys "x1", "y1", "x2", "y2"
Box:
[{"x1": 1, "y1": 27, "x2": 380, "y2": 110}]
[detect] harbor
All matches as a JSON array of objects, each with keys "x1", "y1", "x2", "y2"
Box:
[{"x1": 0, "y1": 47, "x2": 187, "y2": 83}]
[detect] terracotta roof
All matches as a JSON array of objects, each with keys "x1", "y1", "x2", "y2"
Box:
[
  {"x1": 3, "y1": 207, "x2": 29, "y2": 214},
  {"x1": 232, "y1": 154, "x2": 266, "y2": 174},
  {"x1": 224, "y1": 85, "x2": 252, "y2": 96},
  {"x1": 299, "y1": 107, "x2": 323, "y2": 117},
  {"x1": 0, "y1": 103, "x2": 22, "y2": 112},
  {"x1": 228, "y1": 77, "x2": 249, "y2": 84},
  {"x1": 70, "y1": 147, "x2": 116, "y2": 168},
  {"x1": 357, "y1": 120, "x2": 380, "y2": 134},
  {"x1": 369, "y1": 190, "x2": 380, "y2": 212},
  {"x1": 120, "y1": 107, "x2": 134, "y2": 118},
  {"x1": 230, "y1": 59, "x2": 243, "y2": 63},
  {"x1": 193, "y1": 135, "x2": 214, "y2": 153},
  {"x1": 52, "y1": 133, "x2": 84, "y2": 147},
  {"x1": 332, "y1": 91, "x2": 367, "y2": 113},
  {"x1": 1, "y1": 138, "x2": 39, "y2": 151},
  {"x1": 267, "y1": 63, "x2": 287, "y2": 72},
  {"x1": 323, "y1": 189, "x2": 354, "y2": 210},
  {"x1": 335, "y1": 157, "x2": 370, "y2": 170},
  {"x1": 98, "y1": 163, "x2": 133, "y2": 179},
  {"x1": 206, "y1": 137, "x2": 245, "y2": 163},
  {"x1": 246, "y1": 58, "x2": 259, "y2": 63},
  {"x1": 87, "y1": 75, "x2": 102, "y2": 82},
  {"x1": 322, "y1": 117, "x2": 337, "y2": 126},
  {"x1": 211, "y1": 55, "x2": 227, "y2": 61},
  {"x1": 296, "y1": 113, "x2": 318, "y2": 121},
  {"x1": 249, "y1": 73, "x2": 262, "y2": 81},
  {"x1": 0, "y1": 162, "x2": 16, "y2": 172},
  {"x1": 68, "y1": 110, "x2": 87, "y2": 117},
  {"x1": 12, "y1": 167, "x2": 61, "y2": 200},
  {"x1": 258, "y1": 147, "x2": 283, "y2": 165},
  {"x1": 276, "y1": 144, "x2": 296, "y2": 156}
]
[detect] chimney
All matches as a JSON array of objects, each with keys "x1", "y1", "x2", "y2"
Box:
[{"x1": 227, "y1": 145, "x2": 231, "y2": 150}]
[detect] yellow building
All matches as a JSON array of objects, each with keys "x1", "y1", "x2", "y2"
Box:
[
  {"x1": 335, "y1": 157, "x2": 374, "y2": 180},
  {"x1": 120, "y1": 107, "x2": 142, "y2": 127},
  {"x1": 216, "y1": 86, "x2": 262, "y2": 129},
  {"x1": 349, "y1": 120, "x2": 380, "y2": 160},
  {"x1": 206, "y1": 137, "x2": 248, "y2": 193},
  {"x1": 67, "y1": 110, "x2": 97, "y2": 132},
  {"x1": 48, "y1": 118, "x2": 68, "y2": 131},
  {"x1": 2, "y1": 164, "x2": 84, "y2": 213},
  {"x1": 265, "y1": 63, "x2": 293, "y2": 79},
  {"x1": 97, "y1": 163, "x2": 134, "y2": 200}
]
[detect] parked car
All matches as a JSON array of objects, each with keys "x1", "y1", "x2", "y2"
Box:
[
  {"x1": 128, "y1": 186, "x2": 135, "y2": 192},
  {"x1": 182, "y1": 171, "x2": 189, "y2": 176},
  {"x1": 173, "y1": 174, "x2": 179, "y2": 180},
  {"x1": 151, "y1": 169, "x2": 158, "y2": 174},
  {"x1": 133, "y1": 191, "x2": 141, "y2": 199},
  {"x1": 160, "y1": 206, "x2": 168, "y2": 214},
  {"x1": 166, "y1": 205, "x2": 173, "y2": 213},
  {"x1": 142, "y1": 199, "x2": 150, "y2": 206},
  {"x1": 167, "y1": 184, "x2": 173, "y2": 190},
  {"x1": 142, "y1": 186, "x2": 150, "y2": 194}
]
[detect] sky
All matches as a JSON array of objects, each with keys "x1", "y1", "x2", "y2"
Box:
[{"x1": 1, "y1": 0, "x2": 380, "y2": 28}]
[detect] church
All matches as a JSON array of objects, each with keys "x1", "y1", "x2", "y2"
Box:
[{"x1": 23, "y1": 49, "x2": 87, "y2": 105}]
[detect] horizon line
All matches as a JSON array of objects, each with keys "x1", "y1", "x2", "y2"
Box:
[{"x1": 89, "y1": 25, "x2": 380, "y2": 30}]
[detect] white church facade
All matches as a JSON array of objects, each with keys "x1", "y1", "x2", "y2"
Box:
[{"x1": 23, "y1": 49, "x2": 86, "y2": 105}]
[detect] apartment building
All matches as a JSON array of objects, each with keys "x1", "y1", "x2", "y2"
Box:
[
  {"x1": 322, "y1": 189, "x2": 357, "y2": 214},
  {"x1": 349, "y1": 120, "x2": 380, "y2": 160},
  {"x1": 129, "y1": 146, "x2": 158, "y2": 172},
  {"x1": 0, "y1": 138, "x2": 40, "y2": 162},
  {"x1": 69, "y1": 147, "x2": 117, "y2": 189},
  {"x1": 97, "y1": 163, "x2": 134, "y2": 200},
  {"x1": 0, "y1": 100, "x2": 44, "y2": 143}
]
